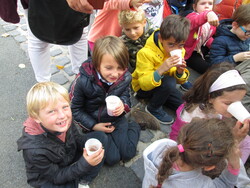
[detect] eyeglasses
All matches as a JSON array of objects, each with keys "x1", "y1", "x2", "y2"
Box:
[{"x1": 239, "y1": 26, "x2": 250, "y2": 36}]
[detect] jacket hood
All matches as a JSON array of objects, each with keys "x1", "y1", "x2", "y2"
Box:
[
  {"x1": 216, "y1": 19, "x2": 235, "y2": 38},
  {"x1": 24, "y1": 117, "x2": 45, "y2": 135}
]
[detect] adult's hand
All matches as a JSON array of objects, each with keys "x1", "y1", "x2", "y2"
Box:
[{"x1": 66, "y1": 0, "x2": 93, "y2": 13}]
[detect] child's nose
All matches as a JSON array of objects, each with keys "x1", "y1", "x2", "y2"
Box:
[{"x1": 58, "y1": 110, "x2": 66, "y2": 119}]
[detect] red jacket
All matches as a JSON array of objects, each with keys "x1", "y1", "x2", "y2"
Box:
[{"x1": 215, "y1": 0, "x2": 242, "y2": 20}]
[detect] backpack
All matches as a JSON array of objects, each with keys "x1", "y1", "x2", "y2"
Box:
[{"x1": 28, "y1": 0, "x2": 90, "y2": 45}]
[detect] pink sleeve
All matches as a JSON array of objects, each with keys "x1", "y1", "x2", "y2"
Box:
[{"x1": 187, "y1": 11, "x2": 211, "y2": 30}]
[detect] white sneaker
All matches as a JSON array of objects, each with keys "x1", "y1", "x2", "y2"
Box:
[{"x1": 78, "y1": 183, "x2": 90, "y2": 188}]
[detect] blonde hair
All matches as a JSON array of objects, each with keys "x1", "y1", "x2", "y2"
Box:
[
  {"x1": 118, "y1": 9, "x2": 146, "y2": 25},
  {"x1": 26, "y1": 82, "x2": 70, "y2": 118},
  {"x1": 92, "y1": 36, "x2": 129, "y2": 70}
]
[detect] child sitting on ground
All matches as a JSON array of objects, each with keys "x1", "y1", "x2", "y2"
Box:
[
  {"x1": 143, "y1": 118, "x2": 241, "y2": 188},
  {"x1": 184, "y1": 0, "x2": 219, "y2": 74},
  {"x1": 119, "y1": 8, "x2": 154, "y2": 73},
  {"x1": 69, "y1": 36, "x2": 141, "y2": 166},
  {"x1": 17, "y1": 82, "x2": 107, "y2": 188},
  {"x1": 169, "y1": 62, "x2": 250, "y2": 187},
  {"x1": 132, "y1": 14, "x2": 190, "y2": 125}
]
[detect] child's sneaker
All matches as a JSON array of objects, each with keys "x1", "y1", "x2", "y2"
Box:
[
  {"x1": 78, "y1": 183, "x2": 90, "y2": 188},
  {"x1": 180, "y1": 81, "x2": 192, "y2": 92},
  {"x1": 145, "y1": 106, "x2": 174, "y2": 125}
]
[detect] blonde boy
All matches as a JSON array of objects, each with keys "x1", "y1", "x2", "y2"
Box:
[
  {"x1": 17, "y1": 82, "x2": 107, "y2": 188},
  {"x1": 119, "y1": 9, "x2": 154, "y2": 73}
]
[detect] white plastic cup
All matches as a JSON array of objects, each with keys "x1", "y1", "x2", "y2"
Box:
[
  {"x1": 170, "y1": 49, "x2": 182, "y2": 65},
  {"x1": 105, "y1": 95, "x2": 121, "y2": 116},
  {"x1": 85, "y1": 138, "x2": 102, "y2": 156},
  {"x1": 227, "y1": 101, "x2": 250, "y2": 123}
]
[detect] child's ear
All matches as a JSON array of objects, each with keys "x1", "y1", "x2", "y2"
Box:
[
  {"x1": 143, "y1": 19, "x2": 147, "y2": 27},
  {"x1": 32, "y1": 116, "x2": 41, "y2": 124},
  {"x1": 203, "y1": 165, "x2": 216, "y2": 171},
  {"x1": 232, "y1": 21, "x2": 239, "y2": 29}
]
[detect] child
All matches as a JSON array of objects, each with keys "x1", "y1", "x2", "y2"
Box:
[
  {"x1": 210, "y1": 4, "x2": 250, "y2": 65},
  {"x1": 119, "y1": 8, "x2": 154, "y2": 73},
  {"x1": 17, "y1": 82, "x2": 107, "y2": 188},
  {"x1": 69, "y1": 36, "x2": 141, "y2": 166},
  {"x1": 132, "y1": 14, "x2": 190, "y2": 124},
  {"x1": 169, "y1": 63, "x2": 250, "y2": 165},
  {"x1": 87, "y1": 0, "x2": 144, "y2": 52},
  {"x1": 143, "y1": 118, "x2": 241, "y2": 188},
  {"x1": 184, "y1": 0, "x2": 219, "y2": 74}
]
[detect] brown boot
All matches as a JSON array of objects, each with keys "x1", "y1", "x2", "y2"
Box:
[{"x1": 129, "y1": 107, "x2": 160, "y2": 130}]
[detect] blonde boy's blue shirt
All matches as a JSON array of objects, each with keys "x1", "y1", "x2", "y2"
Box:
[{"x1": 132, "y1": 29, "x2": 189, "y2": 92}]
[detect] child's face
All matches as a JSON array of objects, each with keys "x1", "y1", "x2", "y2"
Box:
[
  {"x1": 209, "y1": 89, "x2": 246, "y2": 117},
  {"x1": 232, "y1": 23, "x2": 250, "y2": 41},
  {"x1": 99, "y1": 54, "x2": 126, "y2": 83},
  {"x1": 34, "y1": 95, "x2": 72, "y2": 133},
  {"x1": 194, "y1": 0, "x2": 213, "y2": 13},
  {"x1": 159, "y1": 36, "x2": 185, "y2": 55},
  {"x1": 122, "y1": 20, "x2": 146, "y2": 41}
]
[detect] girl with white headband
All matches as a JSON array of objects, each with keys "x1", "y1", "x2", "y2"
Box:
[
  {"x1": 143, "y1": 118, "x2": 240, "y2": 188},
  {"x1": 169, "y1": 62, "x2": 250, "y2": 187}
]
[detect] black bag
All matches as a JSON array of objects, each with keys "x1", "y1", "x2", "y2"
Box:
[{"x1": 28, "y1": 0, "x2": 90, "y2": 45}]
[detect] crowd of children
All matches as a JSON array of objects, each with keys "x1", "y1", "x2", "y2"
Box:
[{"x1": 9, "y1": 0, "x2": 250, "y2": 187}]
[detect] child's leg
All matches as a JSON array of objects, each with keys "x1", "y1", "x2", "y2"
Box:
[
  {"x1": 164, "y1": 83, "x2": 183, "y2": 111},
  {"x1": 148, "y1": 76, "x2": 179, "y2": 109},
  {"x1": 81, "y1": 131, "x2": 108, "y2": 182},
  {"x1": 40, "y1": 180, "x2": 78, "y2": 188},
  {"x1": 68, "y1": 27, "x2": 88, "y2": 74},
  {"x1": 105, "y1": 117, "x2": 140, "y2": 165},
  {"x1": 186, "y1": 50, "x2": 210, "y2": 74}
]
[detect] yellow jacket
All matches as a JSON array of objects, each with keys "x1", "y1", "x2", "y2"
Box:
[
  {"x1": 132, "y1": 29, "x2": 189, "y2": 92},
  {"x1": 242, "y1": 0, "x2": 250, "y2": 4}
]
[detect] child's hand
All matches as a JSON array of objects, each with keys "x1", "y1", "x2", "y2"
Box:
[
  {"x1": 129, "y1": 0, "x2": 144, "y2": 9},
  {"x1": 83, "y1": 147, "x2": 104, "y2": 166},
  {"x1": 112, "y1": 100, "x2": 125, "y2": 116},
  {"x1": 66, "y1": 0, "x2": 93, "y2": 13},
  {"x1": 232, "y1": 119, "x2": 250, "y2": 142},
  {"x1": 157, "y1": 56, "x2": 180, "y2": 75},
  {"x1": 233, "y1": 51, "x2": 250, "y2": 62},
  {"x1": 93, "y1": 122, "x2": 115, "y2": 133},
  {"x1": 227, "y1": 141, "x2": 240, "y2": 171},
  {"x1": 207, "y1": 11, "x2": 219, "y2": 27},
  {"x1": 176, "y1": 60, "x2": 187, "y2": 75}
]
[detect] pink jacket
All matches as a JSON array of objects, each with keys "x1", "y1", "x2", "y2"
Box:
[
  {"x1": 169, "y1": 103, "x2": 187, "y2": 141},
  {"x1": 87, "y1": 0, "x2": 131, "y2": 43},
  {"x1": 184, "y1": 11, "x2": 217, "y2": 60}
]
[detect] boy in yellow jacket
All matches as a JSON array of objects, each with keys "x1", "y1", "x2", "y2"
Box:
[{"x1": 132, "y1": 15, "x2": 190, "y2": 125}]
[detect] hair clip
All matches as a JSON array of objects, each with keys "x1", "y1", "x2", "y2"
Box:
[
  {"x1": 207, "y1": 142, "x2": 213, "y2": 157},
  {"x1": 177, "y1": 144, "x2": 185, "y2": 153}
]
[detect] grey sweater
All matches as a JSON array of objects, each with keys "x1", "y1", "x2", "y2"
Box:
[{"x1": 142, "y1": 139, "x2": 239, "y2": 188}]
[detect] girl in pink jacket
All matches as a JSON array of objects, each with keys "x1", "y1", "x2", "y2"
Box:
[{"x1": 184, "y1": 0, "x2": 219, "y2": 74}]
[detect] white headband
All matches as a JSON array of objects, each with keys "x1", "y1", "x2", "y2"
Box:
[{"x1": 209, "y1": 70, "x2": 246, "y2": 93}]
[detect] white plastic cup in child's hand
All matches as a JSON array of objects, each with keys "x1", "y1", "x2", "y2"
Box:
[
  {"x1": 105, "y1": 95, "x2": 121, "y2": 116},
  {"x1": 227, "y1": 101, "x2": 250, "y2": 123},
  {"x1": 170, "y1": 49, "x2": 182, "y2": 65},
  {"x1": 85, "y1": 138, "x2": 102, "y2": 156}
]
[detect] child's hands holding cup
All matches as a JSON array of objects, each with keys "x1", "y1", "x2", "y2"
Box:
[
  {"x1": 232, "y1": 119, "x2": 250, "y2": 142},
  {"x1": 83, "y1": 138, "x2": 104, "y2": 166},
  {"x1": 105, "y1": 95, "x2": 124, "y2": 116}
]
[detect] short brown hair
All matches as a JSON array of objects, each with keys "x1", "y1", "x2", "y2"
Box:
[
  {"x1": 92, "y1": 36, "x2": 129, "y2": 71},
  {"x1": 160, "y1": 14, "x2": 190, "y2": 42},
  {"x1": 232, "y1": 4, "x2": 250, "y2": 26}
]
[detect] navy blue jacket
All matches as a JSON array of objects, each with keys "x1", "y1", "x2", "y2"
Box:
[
  {"x1": 210, "y1": 19, "x2": 250, "y2": 65},
  {"x1": 69, "y1": 60, "x2": 131, "y2": 133}
]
